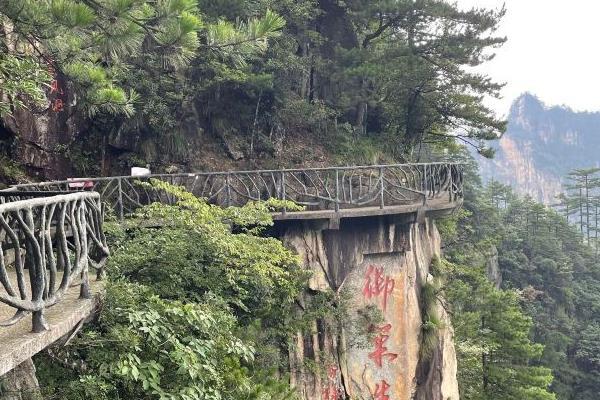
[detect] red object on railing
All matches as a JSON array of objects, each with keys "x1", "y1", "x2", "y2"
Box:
[{"x1": 67, "y1": 178, "x2": 94, "y2": 190}]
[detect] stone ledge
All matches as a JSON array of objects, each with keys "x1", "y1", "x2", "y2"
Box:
[{"x1": 272, "y1": 198, "x2": 463, "y2": 225}]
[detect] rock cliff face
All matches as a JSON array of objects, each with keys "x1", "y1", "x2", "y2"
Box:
[
  {"x1": 0, "y1": 22, "x2": 81, "y2": 181},
  {"x1": 0, "y1": 76, "x2": 80, "y2": 181},
  {"x1": 477, "y1": 93, "x2": 600, "y2": 204},
  {"x1": 0, "y1": 358, "x2": 41, "y2": 400},
  {"x1": 279, "y1": 216, "x2": 459, "y2": 400}
]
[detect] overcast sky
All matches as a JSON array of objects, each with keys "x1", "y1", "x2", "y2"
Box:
[{"x1": 455, "y1": 0, "x2": 600, "y2": 116}]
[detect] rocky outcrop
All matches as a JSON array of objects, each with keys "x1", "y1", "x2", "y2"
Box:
[
  {"x1": 279, "y1": 216, "x2": 459, "y2": 400},
  {"x1": 0, "y1": 359, "x2": 41, "y2": 400},
  {"x1": 478, "y1": 135, "x2": 563, "y2": 203},
  {"x1": 413, "y1": 304, "x2": 459, "y2": 400},
  {"x1": 477, "y1": 93, "x2": 600, "y2": 204},
  {"x1": 4, "y1": 89, "x2": 80, "y2": 180},
  {"x1": 485, "y1": 246, "x2": 501, "y2": 289},
  {"x1": 0, "y1": 22, "x2": 80, "y2": 180}
]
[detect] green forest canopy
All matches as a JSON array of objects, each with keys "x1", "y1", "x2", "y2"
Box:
[
  {"x1": 0, "y1": 0, "x2": 506, "y2": 166},
  {"x1": 439, "y1": 159, "x2": 600, "y2": 400}
]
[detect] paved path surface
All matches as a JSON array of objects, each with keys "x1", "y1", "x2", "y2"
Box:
[
  {"x1": 0, "y1": 271, "x2": 103, "y2": 376},
  {"x1": 273, "y1": 197, "x2": 461, "y2": 221}
]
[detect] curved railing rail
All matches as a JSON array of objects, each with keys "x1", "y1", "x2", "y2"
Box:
[
  {"x1": 0, "y1": 163, "x2": 460, "y2": 332},
  {"x1": 9, "y1": 163, "x2": 463, "y2": 219},
  {"x1": 0, "y1": 192, "x2": 109, "y2": 332}
]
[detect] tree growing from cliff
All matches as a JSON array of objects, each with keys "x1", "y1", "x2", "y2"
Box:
[
  {"x1": 342, "y1": 0, "x2": 508, "y2": 157},
  {"x1": 0, "y1": 0, "x2": 287, "y2": 174},
  {"x1": 0, "y1": 0, "x2": 286, "y2": 115},
  {"x1": 207, "y1": 0, "x2": 509, "y2": 160}
]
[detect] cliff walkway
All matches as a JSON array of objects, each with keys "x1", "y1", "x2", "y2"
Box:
[{"x1": 0, "y1": 163, "x2": 463, "y2": 376}]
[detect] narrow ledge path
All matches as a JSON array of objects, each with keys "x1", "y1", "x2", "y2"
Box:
[{"x1": 0, "y1": 273, "x2": 103, "y2": 376}]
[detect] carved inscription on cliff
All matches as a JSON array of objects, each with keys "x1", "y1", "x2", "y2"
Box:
[{"x1": 345, "y1": 253, "x2": 415, "y2": 400}]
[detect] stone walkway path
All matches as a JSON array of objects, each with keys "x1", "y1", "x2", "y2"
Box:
[{"x1": 0, "y1": 271, "x2": 103, "y2": 376}]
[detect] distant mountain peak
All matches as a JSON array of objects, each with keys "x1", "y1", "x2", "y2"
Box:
[
  {"x1": 478, "y1": 94, "x2": 600, "y2": 203},
  {"x1": 510, "y1": 92, "x2": 545, "y2": 118}
]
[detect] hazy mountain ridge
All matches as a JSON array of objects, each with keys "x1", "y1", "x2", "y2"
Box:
[{"x1": 477, "y1": 93, "x2": 600, "y2": 203}]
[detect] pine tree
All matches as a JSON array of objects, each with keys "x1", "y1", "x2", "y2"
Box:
[
  {"x1": 0, "y1": 1, "x2": 284, "y2": 119},
  {"x1": 333, "y1": 0, "x2": 508, "y2": 158},
  {"x1": 1, "y1": 1, "x2": 286, "y2": 173},
  {"x1": 565, "y1": 168, "x2": 600, "y2": 240},
  {"x1": 443, "y1": 260, "x2": 556, "y2": 400}
]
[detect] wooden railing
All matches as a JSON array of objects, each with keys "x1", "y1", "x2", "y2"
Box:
[
  {"x1": 0, "y1": 192, "x2": 109, "y2": 332},
  {"x1": 9, "y1": 163, "x2": 463, "y2": 219}
]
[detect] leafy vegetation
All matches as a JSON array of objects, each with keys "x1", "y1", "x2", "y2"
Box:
[
  {"x1": 440, "y1": 155, "x2": 600, "y2": 399},
  {"x1": 0, "y1": 53, "x2": 50, "y2": 117},
  {"x1": 0, "y1": 0, "x2": 507, "y2": 174},
  {"x1": 35, "y1": 181, "x2": 306, "y2": 400}
]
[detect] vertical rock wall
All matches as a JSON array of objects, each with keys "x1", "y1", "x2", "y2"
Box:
[
  {"x1": 280, "y1": 216, "x2": 459, "y2": 400},
  {"x1": 0, "y1": 359, "x2": 41, "y2": 400},
  {"x1": 0, "y1": 22, "x2": 80, "y2": 180},
  {"x1": 2, "y1": 73, "x2": 79, "y2": 180}
]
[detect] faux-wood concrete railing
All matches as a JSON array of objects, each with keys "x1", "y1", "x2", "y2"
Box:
[
  {"x1": 9, "y1": 163, "x2": 463, "y2": 220},
  {"x1": 0, "y1": 163, "x2": 461, "y2": 333},
  {"x1": 0, "y1": 192, "x2": 109, "y2": 332}
]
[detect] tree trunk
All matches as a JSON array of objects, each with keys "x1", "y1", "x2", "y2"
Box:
[
  {"x1": 355, "y1": 101, "x2": 367, "y2": 136},
  {"x1": 585, "y1": 175, "x2": 590, "y2": 241},
  {"x1": 580, "y1": 187, "x2": 584, "y2": 234}
]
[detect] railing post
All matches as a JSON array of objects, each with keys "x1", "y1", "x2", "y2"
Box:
[
  {"x1": 117, "y1": 178, "x2": 124, "y2": 221},
  {"x1": 98, "y1": 202, "x2": 108, "y2": 280},
  {"x1": 461, "y1": 165, "x2": 464, "y2": 198},
  {"x1": 379, "y1": 166, "x2": 385, "y2": 209},
  {"x1": 79, "y1": 201, "x2": 92, "y2": 300},
  {"x1": 226, "y1": 173, "x2": 231, "y2": 207},
  {"x1": 335, "y1": 169, "x2": 340, "y2": 213},
  {"x1": 424, "y1": 164, "x2": 429, "y2": 200},
  {"x1": 449, "y1": 164, "x2": 454, "y2": 202},
  {"x1": 281, "y1": 171, "x2": 287, "y2": 215},
  {"x1": 458, "y1": 165, "x2": 464, "y2": 200},
  {"x1": 32, "y1": 310, "x2": 48, "y2": 333}
]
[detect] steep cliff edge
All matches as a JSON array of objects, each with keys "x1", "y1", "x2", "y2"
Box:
[
  {"x1": 279, "y1": 217, "x2": 459, "y2": 400},
  {"x1": 477, "y1": 93, "x2": 600, "y2": 203}
]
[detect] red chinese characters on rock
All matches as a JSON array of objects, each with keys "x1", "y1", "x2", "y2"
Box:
[
  {"x1": 322, "y1": 365, "x2": 343, "y2": 400},
  {"x1": 374, "y1": 380, "x2": 391, "y2": 400},
  {"x1": 48, "y1": 64, "x2": 65, "y2": 112},
  {"x1": 50, "y1": 79, "x2": 63, "y2": 95},
  {"x1": 51, "y1": 98, "x2": 64, "y2": 112},
  {"x1": 361, "y1": 264, "x2": 399, "y2": 399},
  {"x1": 363, "y1": 265, "x2": 395, "y2": 312},
  {"x1": 368, "y1": 324, "x2": 398, "y2": 368},
  {"x1": 322, "y1": 385, "x2": 339, "y2": 400}
]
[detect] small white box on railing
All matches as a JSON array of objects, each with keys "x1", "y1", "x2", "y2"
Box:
[{"x1": 131, "y1": 167, "x2": 151, "y2": 177}]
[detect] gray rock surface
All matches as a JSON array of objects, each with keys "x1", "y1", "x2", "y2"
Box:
[
  {"x1": 280, "y1": 216, "x2": 459, "y2": 400},
  {"x1": 0, "y1": 359, "x2": 41, "y2": 400}
]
